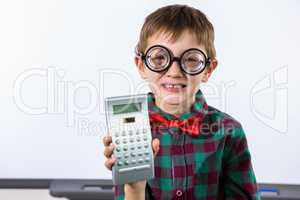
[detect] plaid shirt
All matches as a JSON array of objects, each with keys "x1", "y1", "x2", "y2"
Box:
[{"x1": 114, "y1": 90, "x2": 260, "y2": 200}]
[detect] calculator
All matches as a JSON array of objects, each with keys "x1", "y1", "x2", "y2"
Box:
[{"x1": 105, "y1": 94, "x2": 154, "y2": 185}]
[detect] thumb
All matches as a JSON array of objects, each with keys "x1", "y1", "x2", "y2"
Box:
[{"x1": 152, "y1": 138, "x2": 160, "y2": 157}]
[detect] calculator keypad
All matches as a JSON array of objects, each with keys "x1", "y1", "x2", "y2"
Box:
[{"x1": 113, "y1": 128, "x2": 151, "y2": 167}]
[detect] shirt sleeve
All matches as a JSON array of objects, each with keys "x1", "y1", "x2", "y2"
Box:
[
  {"x1": 114, "y1": 184, "x2": 125, "y2": 200},
  {"x1": 222, "y1": 126, "x2": 261, "y2": 200},
  {"x1": 114, "y1": 183, "x2": 155, "y2": 200}
]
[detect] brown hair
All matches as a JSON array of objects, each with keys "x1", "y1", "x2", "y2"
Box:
[{"x1": 136, "y1": 4, "x2": 216, "y2": 59}]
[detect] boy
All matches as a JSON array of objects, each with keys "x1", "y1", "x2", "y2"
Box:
[{"x1": 103, "y1": 4, "x2": 260, "y2": 200}]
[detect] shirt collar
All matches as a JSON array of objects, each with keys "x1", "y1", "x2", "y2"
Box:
[{"x1": 147, "y1": 89, "x2": 208, "y2": 121}]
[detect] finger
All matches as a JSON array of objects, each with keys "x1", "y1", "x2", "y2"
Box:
[
  {"x1": 152, "y1": 138, "x2": 160, "y2": 157},
  {"x1": 103, "y1": 144, "x2": 115, "y2": 158},
  {"x1": 102, "y1": 135, "x2": 112, "y2": 146},
  {"x1": 104, "y1": 156, "x2": 116, "y2": 171}
]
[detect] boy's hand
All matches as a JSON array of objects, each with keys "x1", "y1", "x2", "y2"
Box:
[{"x1": 103, "y1": 135, "x2": 116, "y2": 170}]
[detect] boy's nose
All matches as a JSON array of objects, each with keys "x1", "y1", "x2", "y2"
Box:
[{"x1": 165, "y1": 60, "x2": 184, "y2": 78}]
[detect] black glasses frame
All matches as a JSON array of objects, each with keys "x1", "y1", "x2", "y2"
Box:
[{"x1": 137, "y1": 45, "x2": 211, "y2": 75}]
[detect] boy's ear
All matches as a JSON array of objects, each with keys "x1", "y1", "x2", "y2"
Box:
[
  {"x1": 202, "y1": 58, "x2": 218, "y2": 83},
  {"x1": 134, "y1": 56, "x2": 147, "y2": 79}
]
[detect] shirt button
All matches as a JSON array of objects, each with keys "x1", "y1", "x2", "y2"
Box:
[{"x1": 176, "y1": 189, "x2": 183, "y2": 197}]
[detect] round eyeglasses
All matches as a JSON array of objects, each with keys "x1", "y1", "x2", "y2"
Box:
[{"x1": 137, "y1": 45, "x2": 211, "y2": 75}]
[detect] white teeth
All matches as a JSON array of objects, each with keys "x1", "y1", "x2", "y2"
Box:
[{"x1": 164, "y1": 84, "x2": 184, "y2": 89}]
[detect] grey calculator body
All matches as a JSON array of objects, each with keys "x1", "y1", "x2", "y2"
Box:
[{"x1": 105, "y1": 94, "x2": 154, "y2": 185}]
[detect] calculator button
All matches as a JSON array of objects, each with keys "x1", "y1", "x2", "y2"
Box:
[
  {"x1": 115, "y1": 139, "x2": 120, "y2": 144},
  {"x1": 145, "y1": 157, "x2": 150, "y2": 162},
  {"x1": 143, "y1": 128, "x2": 147, "y2": 133},
  {"x1": 131, "y1": 152, "x2": 136, "y2": 157},
  {"x1": 144, "y1": 151, "x2": 149, "y2": 155},
  {"x1": 129, "y1": 138, "x2": 134, "y2": 143},
  {"x1": 130, "y1": 146, "x2": 135, "y2": 150},
  {"x1": 123, "y1": 146, "x2": 128, "y2": 151},
  {"x1": 136, "y1": 129, "x2": 140, "y2": 135},
  {"x1": 123, "y1": 138, "x2": 127, "y2": 144},
  {"x1": 138, "y1": 159, "x2": 143, "y2": 163},
  {"x1": 124, "y1": 153, "x2": 129, "y2": 158},
  {"x1": 137, "y1": 145, "x2": 142, "y2": 149},
  {"x1": 131, "y1": 159, "x2": 136, "y2": 164},
  {"x1": 115, "y1": 132, "x2": 119, "y2": 137},
  {"x1": 117, "y1": 155, "x2": 122, "y2": 159},
  {"x1": 129, "y1": 130, "x2": 133, "y2": 136},
  {"x1": 124, "y1": 160, "x2": 129, "y2": 165},
  {"x1": 136, "y1": 137, "x2": 141, "y2": 142},
  {"x1": 117, "y1": 161, "x2": 123, "y2": 166},
  {"x1": 138, "y1": 152, "x2": 143, "y2": 156},
  {"x1": 144, "y1": 143, "x2": 149, "y2": 148},
  {"x1": 122, "y1": 131, "x2": 126, "y2": 136},
  {"x1": 116, "y1": 147, "x2": 121, "y2": 152},
  {"x1": 143, "y1": 135, "x2": 147, "y2": 141}
]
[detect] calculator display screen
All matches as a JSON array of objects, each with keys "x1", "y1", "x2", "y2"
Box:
[{"x1": 113, "y1": 103, "x2": 141, "y2": 114}]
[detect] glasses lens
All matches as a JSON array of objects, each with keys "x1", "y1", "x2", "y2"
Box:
[
  {"x1": 182, "y1": 50, "x2": 206, "y2": 74},
  {"x1": 146, "y1": 47, "x2": 170, "y2": 71}
]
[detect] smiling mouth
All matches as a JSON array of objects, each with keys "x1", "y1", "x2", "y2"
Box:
[
  {"x1": 161, "y1": 83, "x2": 187, "y2": 92},
  {"x1": 162, "y1": 83, "x2": 186, "y2": 88}
]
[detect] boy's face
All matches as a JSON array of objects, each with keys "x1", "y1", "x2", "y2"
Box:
[{"x1": 135, "y1": 30, "x2": 217, "y2": 115}]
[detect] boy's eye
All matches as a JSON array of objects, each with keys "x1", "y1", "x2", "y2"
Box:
[
  {"x1": 184, "y1": 57, "x2": 202, "y2": 64},
  {"x1": 150, "y1": 55, "x2": 167, "y2": 66},
  {"x1": 182, "y1": 50, "x2": 205, "y2": 65},
  {"x1": 186, "y1": 57, "x2": 199, "y2": 63},
  {"x1": 148, "y1": 52, "x2": 169, "y2": 68},
  {"x1": 183, "y1": 55, "x2": 205, "y2": 71},
  {"x1": 146, "y1": 47, "x2": 170, "y2": 68},
  {"x1": 152, "y1": 55, "x2": 166, "y2": 62}
]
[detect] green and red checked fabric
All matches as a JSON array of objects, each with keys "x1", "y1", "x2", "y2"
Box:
[{"x1": 114, "y1": 90, "x2": 260, "y2": 200}]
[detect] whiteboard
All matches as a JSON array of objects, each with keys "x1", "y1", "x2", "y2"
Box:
[{"x1": 0, "y1": 0, "x2": 299, "y2": 185}]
